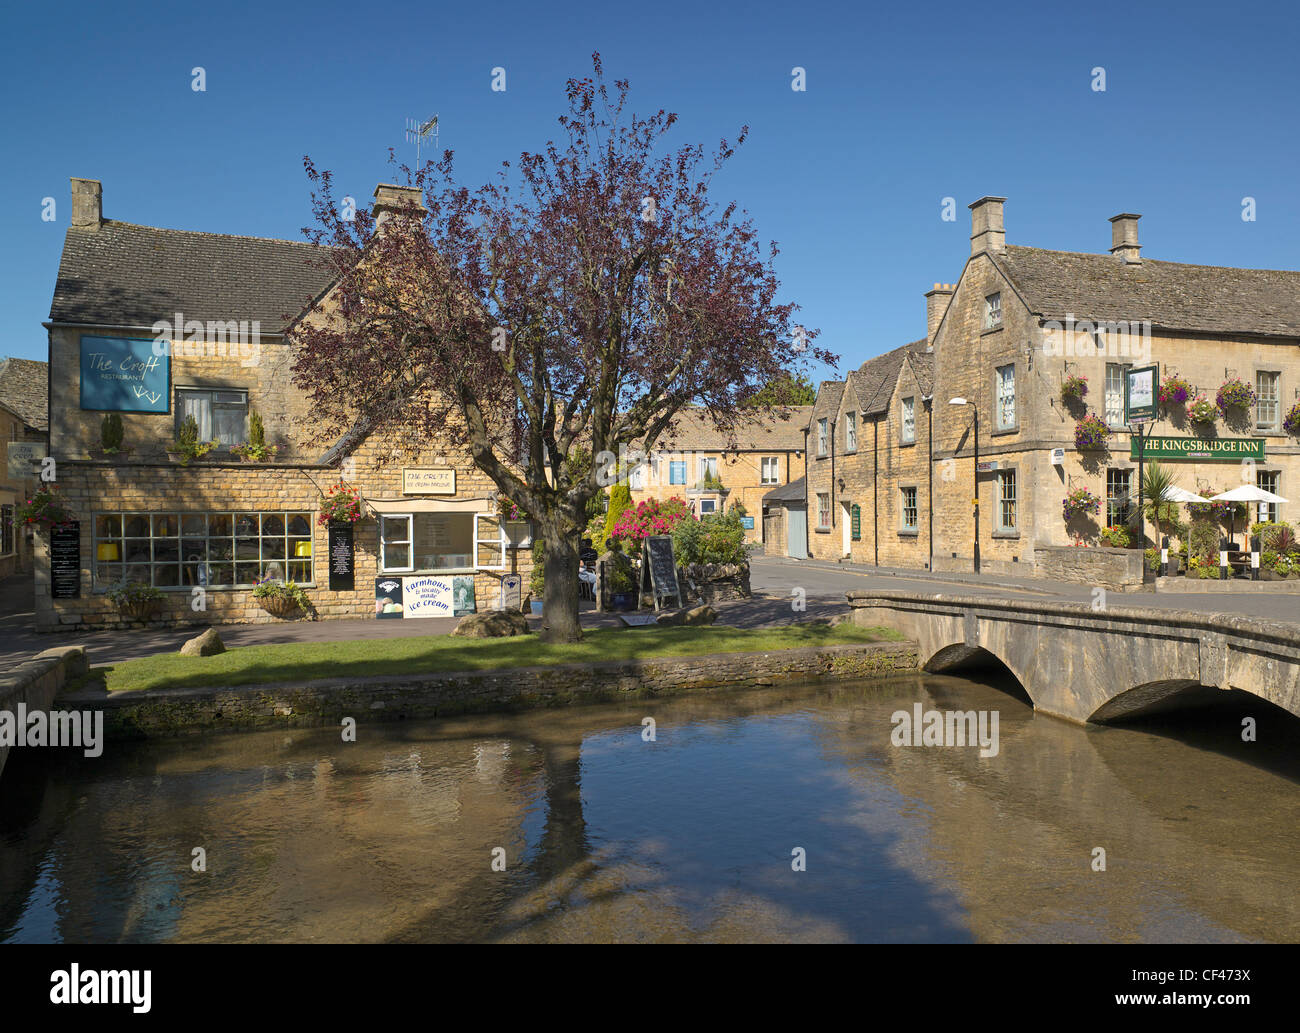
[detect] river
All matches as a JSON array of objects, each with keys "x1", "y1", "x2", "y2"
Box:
[{"x1": 2, "y1": 672, "x2": 1298, "y2": 943}]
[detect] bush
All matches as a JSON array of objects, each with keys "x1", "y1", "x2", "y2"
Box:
[
  {"x1": 672, "y1": 510, "x2": 748, "y2": 566},
  {"x1": 1144, "y1": 547, "x2": 1159, "y2": 572},
  {"x1": 1188, "y1": 520, "x2": 1220, "y2": 562},
  {"x1": 1099, "y1": 525, "x2": 1131, "y2": 548},
  {"x1": 172, "y1": 414, "x2": 216, "y2": 464},
  {"x1": 611, "y1": 496, "x2": 691, "y2": 548},
  {"x1": 529, "y1": 539, "x2": 546, "y2": 597},
  {"x1": 603, "y1": 482, "x2": 633, "y2": 547},
  {"x1": 101, "y1": 413, "x2": 124, "y2": 453}
]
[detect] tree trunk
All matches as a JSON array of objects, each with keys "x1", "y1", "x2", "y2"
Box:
[{"x1": 540, "y1": 525, "x2": 582, "y2": 643}]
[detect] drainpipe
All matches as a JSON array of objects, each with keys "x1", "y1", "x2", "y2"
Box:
[
  {"x1": 829, "y1": 417, "x2": 836, "y2": 529},
  {"x1": 873, "y1": 419, "x2": 879, "y2": 567},
  {"x1": 925, "y1": 397, "x2": 933, "y2": 571},
  {"x1": 802, "y1": 428, "x2": 809, "y2": 558}
]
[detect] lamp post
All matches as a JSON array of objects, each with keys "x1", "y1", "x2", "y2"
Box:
[{"x1": 949, "y1": 397, "x2": 980, "y2": 574}]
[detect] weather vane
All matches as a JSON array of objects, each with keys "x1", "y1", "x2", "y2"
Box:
[{"x1": 405, "y1": 114, "x2": 439, "y2": 165}]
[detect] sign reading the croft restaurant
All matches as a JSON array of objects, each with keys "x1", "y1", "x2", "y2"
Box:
[
  {"x1": 1130, "y1": 436, "x2": 1266, "y2": 460},
  {"x1": 80, "y1": 336, "x2": 169, "y2": 413},
  {"x1": 6, "y1": 441, "x2": 45, "y2": 478},
  {"x1": 402, "y1": 468, "x2": 456, "y2": 495},
  {"x1": 1124, "y1": 364, "x2": 1158, "y2": 424}
]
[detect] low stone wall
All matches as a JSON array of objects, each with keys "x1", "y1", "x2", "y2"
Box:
[
  {"x1": 0, "y1": 645, "x2": 88, "y2": 779},
  {"x1": 1033, "y1": 545, "x2": 1144, "y2": 591},
  {"x1": 679, "y1": 563, "x2": 752, "y2": 605},
  {"x1": 64, "y1": 641, "x2": 919, "y2": 739},
  {"x1": 1153, "y1": 576, "x2": 1300, "y2": 594}
]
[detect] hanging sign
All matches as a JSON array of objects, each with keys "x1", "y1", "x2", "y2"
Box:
[
  {"x1": 80, "y1": 336, "x2": 169, "y2": 412},
  {"x1": 1124, "y1": 364, "x2": 1158, "y2": 424},
  {"x1": 6, "y1": 441, "x2": 45, "y2": 478},
  {"x1": 1130, "y1": 436, "x2": 1265, "y2": 461}
]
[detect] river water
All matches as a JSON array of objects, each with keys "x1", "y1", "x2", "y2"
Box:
[{"x1": 2, "y1": 673, "x2": 1298, "y2": 943}]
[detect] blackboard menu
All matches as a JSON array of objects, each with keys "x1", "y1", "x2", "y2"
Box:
[
  {"x1": 51, "y1": 521, "x2": 81, "y2": 599},
  {"x1": 641, "y1": 535, "x2": 681, "y2": 607},
  {"x1": 328, "y1": 522, "x2": 355, "y2": 591}
]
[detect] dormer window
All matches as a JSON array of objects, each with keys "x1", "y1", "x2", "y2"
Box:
[{"x1": 984, "y1": 292, "x2": 1002, "y2": 329}]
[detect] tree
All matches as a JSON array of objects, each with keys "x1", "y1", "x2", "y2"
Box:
[
  {"x1": 1138, "y1": 460, "x2": 1179, "y2": 548},
  {"x1": 603, "y1": 482, "x2": 632, "y2": 547},
  {"x1": 291, "y1": 53, "x2": 830, "y2": 641},
  {"x1": 743, "y1": 371, "x2": 817, "y2": 406}
]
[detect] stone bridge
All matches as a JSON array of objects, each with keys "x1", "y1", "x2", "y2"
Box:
[{"x1": 846, "y1": 591, "x2": 1300, "y2": 725}]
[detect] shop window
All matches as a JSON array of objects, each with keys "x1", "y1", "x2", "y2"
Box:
[
  {"x1": 380, "y1": 512, "x2": 506, "y2": 573},
  {"x1": 93, "y1": 511, "x2": 312, "y2": 590}
]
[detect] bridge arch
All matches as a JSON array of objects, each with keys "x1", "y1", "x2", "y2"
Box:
[{"x1": 922, "y1": 642, "x2": 1036, "y2": 708}]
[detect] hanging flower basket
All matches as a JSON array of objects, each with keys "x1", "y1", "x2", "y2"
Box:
[
  {"x1": 1062, "y1": 487, "x2": 1101, "y2": 521},
  {"x1": 1158, "y1": 376, "x2": 1191, "y2": 406},
  {"x1": 1283, "y1": 401, "x2": 1300, "y2": 436},
  {"x1": 16, "y1": 486, "x2": 73, "y2": 531},
  {"x1": 252, "y1": 579, "x2": 311, "y2": 617},
  {"x1": 1073, "y1": 413, "x2": 1109, "y2": 450},
  {"x1": 1060, "y1": 374, "x2": 1088, "y2": 404},
  {"x1": 1187, "y1": 395, "x2": 1218, "y2": 426},
  {"x1": 318, "y1": 483, "x2": 363, "y2": 526},
  {"x1": 1216, "y1": 377, "x2": 1256, "y2": 415}
]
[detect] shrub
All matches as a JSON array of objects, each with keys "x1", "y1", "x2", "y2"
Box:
[
  {"x1": 1249, "y1": 520, "x2": 1294, "y2": 551},
  {"x1": 1073, "y1": 413, "x2": 1109, "y2": 450},
  {"x1": 107, "y1": 581, "x2": 164, "y2": 607},
  {"x1": 172, "y1": 414, "x2": 216, "y2": 464},
  {"x1": 230, "y1": 410, "x2": 279, "y2": 462},
  {"x1": 1216, "y1": 377, "x2": 1256, "y2": 414},
  {"x1": 672, "y1": 510, "x2": 748, "y2": 567},
  {"x1": 1100, "y1": 525, "x2": 1131, "y2": 548},
  {"x1": 101, "y1": 413, "x2": 124, "y2": 453},
  {"x1": 1188, "y1": 520, "x2": 1220, "y2": 562},
  {"x1": 611, "y1": 496, "x2": 691, "y2": 548},
  {"x1": 1144, "y1": 547, "x2": 1160, "y2": 572},
  {"x1": 252, "y1": 578, "x2": 311, "y2": 609},
  {"x1": 604, "y1": 482, "x2": 633, "y2": 546}
]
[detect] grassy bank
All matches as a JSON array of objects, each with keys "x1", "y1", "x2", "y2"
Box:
[{"x1": 92, "y1": 623, "x2": 903, "y2": 695}]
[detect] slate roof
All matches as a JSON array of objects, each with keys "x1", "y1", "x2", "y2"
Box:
[
  {"x1": 904, "y1": 351, "x2": 935, "y2": 396},
  {"x1": 763, "y1": 475, "x2": 806, "y2": 504},
  {"x1": 649, "y1": 405, "x2": 813, "y2": 451},
  {"x1": 48, "y1": 221, "x2": 337, "y2": 331},
  {"x1": 848, "y1": 340, "x2": 928, "y2": 416},
  {"x1": 0, "y1": 357, "x2": 49, "y2": 431},
  {"x1": 810, "y1": 381, "x2": 844, "y2": 423},
  {"x1": 995, "y1": 246, "x2": 1300, "y2": 339}
]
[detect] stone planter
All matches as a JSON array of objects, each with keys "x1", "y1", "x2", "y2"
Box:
[
  {"x1": 88, "y1": 447, "x2": 133, "y2": 461},
  {"x1": 257, "y1": 595, "x2": 300, "y2": 618},
  {"x1": 117, "y1": 599, "x2": 163, "y2": 621}
]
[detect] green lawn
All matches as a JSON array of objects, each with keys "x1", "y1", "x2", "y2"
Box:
[{"x1": 93, "y1": 623, "x2": 904, "y2": 694}]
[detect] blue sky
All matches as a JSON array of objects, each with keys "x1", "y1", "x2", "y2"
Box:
[{"x1": 3, "y1": 0, "x2": 1298, "y2": 378}]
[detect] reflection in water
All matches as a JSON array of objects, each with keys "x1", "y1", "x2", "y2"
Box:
[{"x1": 1, "y1": 674, "x2": 1298, "y2": 943}]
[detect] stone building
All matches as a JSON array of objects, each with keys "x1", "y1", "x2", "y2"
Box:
[
  {"x1": 0, "y1": 356, "x2": 49, "y2": 577},
  {"x1": 36, "y1": 178, "x2": 533, "y2": 630},
  {"x1": 810, "y1": 196, "x2": 1300, "y2": 575},
  {"x1": 625, "y1": 405, "x2": 811, "y2": 544}
]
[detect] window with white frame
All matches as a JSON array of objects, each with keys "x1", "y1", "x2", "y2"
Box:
[
  {"x1": 816, "y1": 492, "x2": 831, "y2": 529},
  {"x1": 760, "y1": 456, "x2": 779, "y2": 484},
  {"x1": 698, "y1": 455, "x2": 719, "y2": 483},
  {"x1": 900, "y1": 487, "x2": 918, "y2": 531},
  {"x1": 984, "y1": 292, "x2": 1002, "y2": 329},
  {"x1": 379, "y1": 512, "x2": 506, "y2": 573},
  {"x1": 1258, "y1": 471, "x2": 1281, "y2": 524},
  {"x1": 1256, "y1": 371, "x2": 1280, "y2": 430},
  {"x1": 698, "y1": 498, "x2": 717, "y2": 515},
  {"x1": 1106, "y1": 469, "x2": 1132, "y2": 527},
  {"x1": 1104, "y1": 363, "x2": 1129, "y2": 429},
  {"x1": 997, "y1": 470, "x2": 1017, "y2": 531},
  {"x1": 175, "y1": 388, "x2": 248, "y2": 450},
  {"x1": 995, "y1": 364, "x2": 1016, "y2": 430},
  {"x1": 817, "y1": 418, "x2": 828, "y2": 456},
  {"x1": 844, "y1": 411, "x2": 857, "y2": 451},
  {"x1": 92, "y1": 511, "x2": 313, "y2": 590},
  {"x1": 901, "y1": 396, "x2": 915, "y2": 443}
]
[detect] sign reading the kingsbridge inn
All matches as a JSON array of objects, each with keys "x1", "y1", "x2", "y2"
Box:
[
  {"x1": 1131, "y1": 436, "x2": 1266, "y2": 461},
  {"x1": 402, "y1": 468, "x2": 456, "y2": 494}
]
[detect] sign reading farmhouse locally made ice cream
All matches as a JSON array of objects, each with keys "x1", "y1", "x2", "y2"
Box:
[
  {"x1": 80, "y1": 336, "x2": 169, "y2": 413},
  {"x1": 402, "y1": 468, "x2": 456, "y2": 494},
  {"x1": 1130, "y1": 436, "x2": 1266, "y2": 461}
]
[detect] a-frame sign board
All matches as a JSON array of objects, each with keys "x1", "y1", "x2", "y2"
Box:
[{"x1": 640, "y1": 535, "x2": 684, "y2": 611}]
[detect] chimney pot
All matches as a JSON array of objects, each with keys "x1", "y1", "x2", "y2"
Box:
[
  {"x1": 924, "y1": 283, "x2": 955, "y2": 350},
  {"x1": 70, "y1": 177, "x2": 102, "y2": 229},
  {"x1": 969, "y1": 196, "x2": 1007, "y2": 255},
  {"x1": 1109, "y1": 212, "x2": 1142, "y2": 264}
]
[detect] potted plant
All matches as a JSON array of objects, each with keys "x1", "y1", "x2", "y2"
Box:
[
  {"x1": 1073, "y1": 412, "x2": 1109, "y2": 450},
  {"x1": 230, "y1": 410, "x2": 279, "y2": 463},
  {"x1": 1187, "y1": 394, "x2": 1218, "y2": 427},
  {"x1": 1283, "y1": 400, "x2": 1300, "y2": 436},
  {"x1": 318, "y1": 483, "x2": 363, "y2": 526},
  {"x1": 1062, "y1": 487, "x2": 1101, "y2": 521},
  {"x1": 16, "y1": 485, "x2": 73, "y2": 531},
  {"x1": 1216, "y1": 377, "x2": 1256, "y2": 417},
  {"x1": 1158, "y1": 376, "x2": 1191, "y2": 407},
  {"x1": 528, "y1": 538, "x2": 545, "y2": 615},
  {"x1": 168, "y1": 414, "x2": 217, "y2": 465},
  {"x1": 252, "y1": 578, "x2": 310, "y2": 618},
  {"x1": 90, "y1": 413, "x2": 132, "y2": 460},
  {"x1": 1098, "y1": 525, "x2": 1131, "y2": 548},
  {"x1": 1060, "y1": 373, "x2": 1088, "y2": 404},
  {"x1": 108, "y1": 581, "x2": 165, "y2": 621}
]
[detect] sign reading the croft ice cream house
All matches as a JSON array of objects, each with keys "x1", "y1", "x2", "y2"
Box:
[
  {"x1": 80, "y1": 336, "x2": 169, "y2": 412},
  {"x1": 402, "y1": 468, "x2": 456, "y2": 494}
]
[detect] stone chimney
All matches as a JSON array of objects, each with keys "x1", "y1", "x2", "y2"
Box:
[
  {"x1": 924, "y1": 283, "x2": 955, "y2": 350},
  {"x1": 1109, "y1": 213, "x2": 1142, "y2": 264},
  {"x1": 372, "y1": 183, "x2": 426, "y2": 229},
  {"x1": 969, "y1": 196, "x2": 1006, "y2": 254},
  {"x1": 70, "y1": 178, "x2": 102, "y2": 229}
]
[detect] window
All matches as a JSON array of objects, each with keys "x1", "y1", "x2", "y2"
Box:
[
  {"x1": 92, "y1": 511, "x2": 313, "y2": 590},
  {"x1": 0, "y1": 504, "x2": 13, "y2": 556},
  {"x1": 844, "y1": 411, "x2": 857, "y2": 451},
  {"x1": 1104, "y1": 363, "x2": 1129, "y2": 429},
  {"x1": 997, "y1": 470, "x2": 1017, "y2": 532},
  {"x1": 760, "y1": 457, "x2": 779, "y2": 484},
  {"x1": 817, "y1": 418, "x2": 828, "y2": 456},
  {"x1": 901, "y1": 397, "x2": 915, "y2": 443},
  {"x1": 816, "y1": 492, "x2": 831, "y2": 529},
  {"x1": 669, "y1": 460, "x2": 687, "y2": 485},
  {"x1": 175, "y1": 388, "x2": 248, "y2": 450},
  {"x1": 900, "y1": 488, "x2": 918, "y2": 531},
  {"x1": 379, "y1": 512, "x2": 506, "y2": 573},
  {"x1": 1257, "y1": 371, "x2": 1280, "y2": 430},
  {"x1": 698, "y1": 498, "x2": 717, "y2": 515},
  {"x1": 984, "y1": 292, "x2": 1002, "y2": 329},
  {"x1": 698, "y1": 456, "x2": 719, "y2": 483},
  {"x1": 1106, "y1": 469, "x2": 1132, "y2": 527},
  {"x1": 1258, "y1": 471, "x2": 1281, "y2": 524},
  {"x1": 628, "y1": 458, "x2": 645, "y2": 489},
  {"x1": 995, "y1": 364, "x2": 1016, "y2": 430}
]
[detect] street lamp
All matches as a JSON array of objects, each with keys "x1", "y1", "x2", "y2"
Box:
[{"x1": 949, "y1": 397, "x2": 980, "y2": 574}]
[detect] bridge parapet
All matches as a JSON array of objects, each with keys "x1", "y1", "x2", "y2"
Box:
[{"x1": 846, "y1": 591, "x2": 1300, "y2": 725}]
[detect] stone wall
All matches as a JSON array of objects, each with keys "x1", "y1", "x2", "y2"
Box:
[
  {"x1": 0, "y1": 645, "x2": 87, "y2": 779},
  {"x1": 678, "y1": 562, "x2": 752, "y2": 605},
  {"x1": 66, "y1": 641, "x2": 920, "y2": 738},
  {"x1": 1032, "y1": 544, "x2": 1145, "y2": 591}
]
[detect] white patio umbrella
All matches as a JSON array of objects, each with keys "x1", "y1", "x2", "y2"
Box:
[
  {"x1": 1210, "y1": 485, "x2": 1289, "y2": 546},
  {"x1": 1164, "y1": 486, "x2": 1213, "y2": 504}
]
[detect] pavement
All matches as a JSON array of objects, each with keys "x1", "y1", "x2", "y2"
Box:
[{"x1": 1, "y1": 554, "x2": 1297, "y2": 671}]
